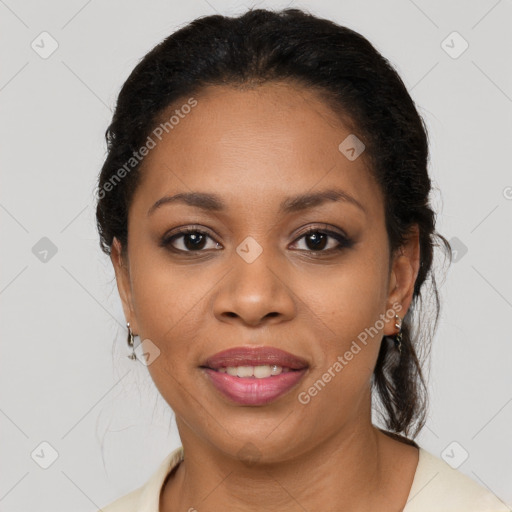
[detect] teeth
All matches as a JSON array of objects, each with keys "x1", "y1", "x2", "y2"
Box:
[
  {"x1": 236, "y1": 366, "x2": 253, "y2": 378},
  {"x1": 254, "y1": 365, "x2": 273, "y2": 378},
  {"x1": 217, "y1": 365, "x2": 285, "y2": 378}
]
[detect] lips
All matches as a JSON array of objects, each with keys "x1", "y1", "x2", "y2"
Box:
[
  {"x1": 202, "y1": 346, "x2": 309, "y2": 371},
  {"x1": 200, "y1": 346, "x2": 309, "y2": 406}
]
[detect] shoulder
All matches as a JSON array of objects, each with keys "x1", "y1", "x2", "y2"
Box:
[
  {"x1": 97, "y1": 446, "x2": 184, "y2": 512},
  {"x1": 404, "y1": 447, "x2": 509, "y2": 512},
  {"x1": 99, "y1": 487, "x2": 142, "y2": 512}
]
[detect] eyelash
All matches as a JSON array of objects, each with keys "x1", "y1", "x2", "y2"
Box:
[{"x1": 160, "y1": 225, "x2": 354, "y2": 255}]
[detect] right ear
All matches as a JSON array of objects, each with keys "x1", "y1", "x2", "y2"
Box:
[{"x1": 110, "y1": 237, "x2": 138, "y2": 333}]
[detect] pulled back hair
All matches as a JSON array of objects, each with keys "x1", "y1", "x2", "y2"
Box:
[{"x1": 96, "y1": 7, "x2": 451, "y2": 438}]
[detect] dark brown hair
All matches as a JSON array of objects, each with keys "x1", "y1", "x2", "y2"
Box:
[{"x1": 96, "y1": 7, "x2": 451, "y2": 438}]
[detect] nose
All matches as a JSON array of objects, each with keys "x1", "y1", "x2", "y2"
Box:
[{"x1": 212, "y1": 246, "x2": 296, "y2": 327}]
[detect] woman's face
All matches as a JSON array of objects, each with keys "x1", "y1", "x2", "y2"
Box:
[{"x1": 112, "y1": 82, "x2": 419, "y2": 462}]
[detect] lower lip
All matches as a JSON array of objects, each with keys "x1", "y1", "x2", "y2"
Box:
[{"x1": 202, "y1": 368, "x2": 307, "y2": 406}]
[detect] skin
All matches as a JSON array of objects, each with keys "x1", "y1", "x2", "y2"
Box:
[{"x1": 111, "y1": 81, "x2": 421, "y2": 511}]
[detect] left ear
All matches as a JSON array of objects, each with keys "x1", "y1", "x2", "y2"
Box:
[{"x1": 383, "y1": 224, "x2": 421, "y2": 336}]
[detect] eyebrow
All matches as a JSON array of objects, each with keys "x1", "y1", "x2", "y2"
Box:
[{"x1": 147, "y1": 188, "x2": 366, "y2": 216}]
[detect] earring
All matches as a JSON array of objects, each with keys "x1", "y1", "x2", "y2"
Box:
[
  {"x1": 394, "y1": 314, "x2": 403, "y2": 354},
  {"x1": 126, "y1": 322, "x2": 137, "y2": 360}
]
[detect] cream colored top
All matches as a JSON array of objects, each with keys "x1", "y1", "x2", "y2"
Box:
[{"x1": 98, "y1": 446, "x2": 509, "y2": 511}]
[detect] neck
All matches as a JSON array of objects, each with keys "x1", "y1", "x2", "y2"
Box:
[{"x1": 160, "y1": 416, "x2": 414, "y2": 511}]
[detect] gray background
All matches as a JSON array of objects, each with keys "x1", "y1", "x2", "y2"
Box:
[{"x1": 1, "y1": 0, "x2": 511, "y2": 510}]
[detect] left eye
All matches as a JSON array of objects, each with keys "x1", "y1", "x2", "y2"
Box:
[{"x1": 291, "y1": 229, "x2": 352, "y2": 252}]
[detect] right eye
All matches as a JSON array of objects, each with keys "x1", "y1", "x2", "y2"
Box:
[{"x1": 160, "y1": 227, "x2": 222, "y2": 253}]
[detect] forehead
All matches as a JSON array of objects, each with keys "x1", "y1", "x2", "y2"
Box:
[{"x1": 131, "y1": 82, "x2": 382, "y2": 217}]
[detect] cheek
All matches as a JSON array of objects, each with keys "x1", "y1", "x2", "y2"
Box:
[
  {"x1": 128, "y1": 260, "x2": 207, "y2": 408},
  {"x1": 128, "y1": 238, "x2": 208, "y2": 323},
  {"x1": 302, "y1": 249, "x2": 389, "y2": 344},
  {"x1": 295, "y1": 250, "x2": 389, "y2": 405}
]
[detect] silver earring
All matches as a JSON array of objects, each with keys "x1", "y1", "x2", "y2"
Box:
[
  {"x1": 126, "y1": 322, "x2": 137, "y2": 360},
  {"x1": 394, "y1": 314, "x2": 403, "y2": 354}
]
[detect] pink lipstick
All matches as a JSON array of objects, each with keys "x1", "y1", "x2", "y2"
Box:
[{"x1": 201, "y1": 346, "x2": 308, "y2": 406}]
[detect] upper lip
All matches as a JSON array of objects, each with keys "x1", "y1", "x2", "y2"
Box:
[{"x1": 202, "y1": 346, "x2": 309, "y2": 370}]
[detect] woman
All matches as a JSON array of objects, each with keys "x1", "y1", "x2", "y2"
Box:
[{"x1": 95, "y1": 7, "x2": 508, "y2": 511}]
